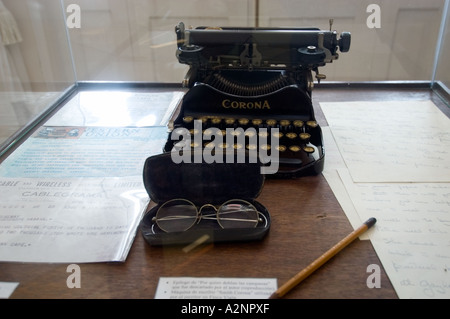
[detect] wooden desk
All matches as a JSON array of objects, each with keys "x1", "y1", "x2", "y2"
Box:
[
  {"x1": 0, "y1": 176, "x2": 396, "y2": 299},
  {"x1": 1, "y1": 84, "x2": 448, "y2": 299}
]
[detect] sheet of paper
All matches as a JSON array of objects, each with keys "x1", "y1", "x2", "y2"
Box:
[
  {"x1": 0, "y1": 177, "x2": 148, "y2": 263},
  {"x1": 0, "y1": 282, "x2": 19, "y2": 299},
  {"x1": 155, "y1": 277, "x2": 277, "y2": 299},
  {"x1": 44, "y1": 91, "x2": 183, "y2": 127},
  {"x1": 338, "y1": 169, "x2": 450, "y2": 299},
  {"x1": 322, "y1": 124, "x2": 450, "y2": 298},
  {"x1": 0, "y1": 91, "x2": 178, "y2": 263},
  {"x1": 321, "y1": 127, "x2": 365, "y2": 236},
  {"x1": 320, "y1": 100, "x2": 450, "y2": 182},
  {"x1": 0, "y1": 126, "x2": 167, "y2": 178}
]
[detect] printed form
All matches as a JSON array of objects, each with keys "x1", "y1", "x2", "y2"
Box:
[{"x1": 0, "y1": 91, "x2": 182, "y2": 263}]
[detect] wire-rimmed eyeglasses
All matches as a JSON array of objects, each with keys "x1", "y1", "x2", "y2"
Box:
[{"x1": 152, "y1": 198, "x2": 263, "y2": 233}]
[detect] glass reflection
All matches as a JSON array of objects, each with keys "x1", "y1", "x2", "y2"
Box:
[{"x1": 0, "y1": 0, "x2": 75, "y2": 153}]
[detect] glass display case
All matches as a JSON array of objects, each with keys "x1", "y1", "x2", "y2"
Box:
[
  {"x1": 433, "y1": 0, "x2": 450, "y2": 101},
  {"x1": 0, "y1": 0, "x2": 75, "y2": 156},
  {"x1": 64, "y1": 0, "x2": 449, "y2": 83},
  {"x1": 1, "y1": 0, "x2": 448, "y2": 155}
]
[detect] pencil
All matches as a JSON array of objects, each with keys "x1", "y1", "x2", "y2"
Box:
[{"x1": 269, "y1": 217, "x2": 377, "y2": 299}]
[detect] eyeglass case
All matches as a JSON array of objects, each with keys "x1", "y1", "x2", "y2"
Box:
[{"x1": 140, "y1": 151, "x2": 271, "y2": 246}]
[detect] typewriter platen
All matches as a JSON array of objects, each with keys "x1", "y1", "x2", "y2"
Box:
[{"x1": 165, "y1": 21, "x2": 351, "y2": 178}]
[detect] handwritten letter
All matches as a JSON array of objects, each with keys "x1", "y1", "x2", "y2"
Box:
[
  {"x1": 338, "y1": 170, "x2": 450, "y2": 299},
  {"x1": 320, "y1": 100, "x2": 450, "y2": 182}
]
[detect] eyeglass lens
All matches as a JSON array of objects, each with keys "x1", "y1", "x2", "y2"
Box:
[
  {"x1": 216, "y1": 201, "x2": 259, "y2": 229},
  {"x1": 155, "y1": 199, "x2": 259, "y2": 233}
]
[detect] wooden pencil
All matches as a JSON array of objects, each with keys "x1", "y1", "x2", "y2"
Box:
[{"x1": 269, "y1": 217, "x2": 377, "y2": 299}]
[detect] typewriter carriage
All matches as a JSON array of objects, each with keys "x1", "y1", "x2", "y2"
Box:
[{"x1": 175, "y1": 21, "x2": 351, "y2": 90}]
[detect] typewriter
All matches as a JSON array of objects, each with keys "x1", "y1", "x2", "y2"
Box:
[{"x1": 164, "y1": 21, "x2": 351, "y2": 178}]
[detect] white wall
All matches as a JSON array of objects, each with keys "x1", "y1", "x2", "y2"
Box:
[
  {"x1": 64, "y1": 0, "x2": 255, "y2": 82},
  {"x1": 4, "y1": 0, "x2": 75, "y2": 90},
  {"x1": 259, "y1": 0, "x2": 444, "y2": 82},
  {"x1": 5, "y1": 0, "x2": 449, "y2": 85}
]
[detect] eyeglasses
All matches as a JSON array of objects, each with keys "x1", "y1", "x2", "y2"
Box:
[{"x1": 152, "y1": 198, "x2": 262, "y2": 233}]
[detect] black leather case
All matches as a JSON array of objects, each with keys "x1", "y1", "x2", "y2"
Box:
[{"x1": 140, "y1": 152, "x2": 271, "y2": 246}]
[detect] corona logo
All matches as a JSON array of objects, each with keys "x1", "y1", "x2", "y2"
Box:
[{"x1": 222, "y1": 99, "x2": 271, "y2": 110}]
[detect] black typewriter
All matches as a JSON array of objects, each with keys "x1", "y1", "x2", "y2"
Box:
[{"x1": 164, "y1": 21, "x2": 351, "y2": 178}]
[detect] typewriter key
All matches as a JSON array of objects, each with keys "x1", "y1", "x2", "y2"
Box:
[
  {"x1": 189, "y1": 129, "x2": 200, "y2": 136},
  {"x1": 299, "y1": 133, "x2": 311, "y2": 142},
  {"x1": 234, "y1": 143, "x2": 244, "y2": 150},
  {"x1": 198, "y1": 117, "x2": 208, "y2": 124},
  {"x1": 211, "y1": 118, "x2": 222, "y2": 126},
  {"x1": 303, "y1": 146, "x2": 315, "y2": 154},
  {"x1": 272, "y1": 131, "x2": 284, "y2": 139},
  {"x1": 252, "y1": 119, "x2": 263, "y2": 126},
  {"x1": 258, "y1": 131, "x2": 270, "y2": 138},
  {"x1": 289, "y1": 145, "x2": 302, "y2": 153},
  {"x1": 225, "y1": 118, "x2": 236, "y2": 126},
  {"x1": 280, "y1": 120, "x2": 291, "y2": 127},
  {"x1": 230, "y1": 130, "x2": 242, "y2": 137},
  {"x1": 293, "y1": 120, "x2": 304, "y2": 128},
  {"x1": 260, "y1": 144, "x2": 271, "y2": 152},
  {"x1": 266, "y1": 119, "x2": 277, "y2": 127},
  {"x1": 245, "y1": 130, "x2": 257, "y2": 138},
  {"x1": 209, "y1": 127, "x2": 224, "y2": 136},
  {"x1": 246, "y1": 144, "x2": 258, "y2": 151},
  {"x1": 293, "y1": 120, "x2": 305, "y2": 133},
  {"x1": 238, "y1": 118, "x2": 250, "y2": 126},
  {"x1": 191, "y1": 142, "x2": 201, "y2": 149},
  {"x1": 277, "y1": 145, "x2": 287, "y2": 153},
  {"x1": 279, "y1": 120, "x2": 291, "y2": 133},
  {"x1": 307, "y1": 121, "x2": 318, "y2": 129},
  {"x1": 286, "y1": 132, "x2": 298, "y2": 140},
  {"x1": 203, "y1": 128, "x2": 213, "y2": 137},
  {"x1": 183, "y1": 116, "x2": 194, "y2": 124}
]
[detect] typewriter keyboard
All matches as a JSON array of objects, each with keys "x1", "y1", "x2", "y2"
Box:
[{"x1": 167, "y1": 115, "x2": 323, "y2": 172}]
